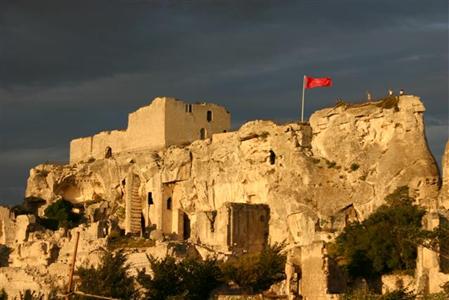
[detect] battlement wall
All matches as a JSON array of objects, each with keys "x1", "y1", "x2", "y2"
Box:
[{"x1": 69, "y1": 97, "x2": 231, "y2": 163}]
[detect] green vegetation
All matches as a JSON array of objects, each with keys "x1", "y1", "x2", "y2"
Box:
[
  {"x1": 341, "y1": 287, "x2": 415, "y2": 300},
  {"x1": 139, "y1": 256, "x2": 223, "y2": 300},
  {"x1": 330, "y1": 186, "x2": 426, "y2": 283},
  {"x1": 324, "y1": 159, "x2": 337, "y2": 169},
  {"x1": 350, "y1": 163, "x2": 360, "y2": 171},
  {"x1": 107, "y1": 235, "x2": 155, "y2": 250},
  {"x1": 220, "y1": 242, "x2": 286, "y2": 293},
  {"x1": 41, "y1": 199, "x2": 82, "y2": 230},
  {"x1": 0, "y1": 245, "x2": 11, "y2": 267},
  {"x1": 138, "y1": 243, "x2": 286, "y2": 299},
  {"x1": 76, "y1": 250, "x2": 137, "y2": 299},
  {"x1": 376, "y1": 96, "x2": 400, "y2": 111},
  {"x1": 73, "y1": 243, "x2": 285, "y2": 299},
  {"x1": 311, "y1": 158, "x2": 321, "y2": 164}
]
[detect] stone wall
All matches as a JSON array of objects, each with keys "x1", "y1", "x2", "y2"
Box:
[
  {"x1": 125, "y1": 97, "x2": 167, "y2": 153},
  {"x1": 300, "y1": 242, "x2": 332, "y2": 300},
  {"x1": 195, "y1": 203, "x2": 269, "y2": 254},
  {"x1": 439, "y1": 141, "x2": 449, "y2": 209},
  {"x1": 165, "y1": 99, "x2": 231, "y2": 146},
  {"x1": 0, "y1": 207, "x2": 15, "y2": 245},
  {"x1": 69, "y1": 97, "x2": 231, "y2": 164},
  {"x1": 70, "y1": 136, "x2": 92, "y2": 164}
]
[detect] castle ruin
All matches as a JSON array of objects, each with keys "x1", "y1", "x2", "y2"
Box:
[
  {"x1": 70, "y1": 97, "x2": 231, "y2": 163},
  {"x1": 1, "y1": 94, "x2": 448, "y2": 299}
]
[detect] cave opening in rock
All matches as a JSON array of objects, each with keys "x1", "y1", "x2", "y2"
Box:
[
  {"x1": 183, "y1": 213, "x2": 191, "y2": 240},
  {"x1": 269, "y1": 150, "x2": 276, "y2": 165},
  {"x1": 147, "y1": 192, "x2": 153, "y2": 205}
]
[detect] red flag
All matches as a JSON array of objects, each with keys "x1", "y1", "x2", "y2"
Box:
[{"x1": 305, "y1": 76, "x2": 332, "y2": 89}]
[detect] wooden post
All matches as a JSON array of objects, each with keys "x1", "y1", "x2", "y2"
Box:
[{"x1": 66, "y1": 231, "x2": 80, "y2": 299}]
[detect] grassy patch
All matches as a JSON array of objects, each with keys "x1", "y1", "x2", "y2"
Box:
[
  {"x1": 107, "y1": 236, "x2": 155, "y2": 250},
  {"x1": 376, "y1": 96, "x2": 400, "y2": 111}
]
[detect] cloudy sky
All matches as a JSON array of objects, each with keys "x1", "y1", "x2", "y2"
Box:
[{"x1": 0, "y1": 0, "x2": 448, "y2": 205}]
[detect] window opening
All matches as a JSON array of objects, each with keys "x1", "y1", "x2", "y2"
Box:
[
  {"x1": 207, "y1": 110, "x2": 212, "y2": 122},
  {"x1": 269, "y1": 150, "x2": 276, "y2": 165},
  {"x1": 200, "y1": 128, "x2": 206, "y2": 140},
  {"x1": 148, "y1": 192, "x2": 153, "y2": 205},
  {"x1": 166, "y1": 197, "x2": 172, "y2": 210},
  {"x1": 104, "y1": 146, "x2": 112, "y2": 159}
]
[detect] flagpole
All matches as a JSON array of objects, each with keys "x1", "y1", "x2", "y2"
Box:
[{"x1": 301, "y1": 75, "x2": 306, "y2": 122}]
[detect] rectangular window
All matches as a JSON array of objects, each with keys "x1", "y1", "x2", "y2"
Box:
[
  {"x1": 207, "y1": 110, "x2": 212, "y2": 122},
  {"x1": 167, "y1": 197, "x2": 172, "y2": 210},
  {"x1": 185, "y1": 104, "x2": 192, "y2": 113},
  {"x1": 148, "y1": 192, "x2": 153, "y2": 205}
]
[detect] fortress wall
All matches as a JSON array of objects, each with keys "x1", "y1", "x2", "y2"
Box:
[
  {"x1": 91, "y1": 130, "x2": 127, "y2": 160},
  {"x1": 126, "y1": 97, "x2": 166, "y2": 152},
  {"x1": 165, "y1": 100, "x2": 231, "y2": 146},
  {"x1": 70, "y1": 137, "x2": 93, "y2": 164},
  {"x1": 69, "y1": 97, "x2": 231, "y2": 163}
]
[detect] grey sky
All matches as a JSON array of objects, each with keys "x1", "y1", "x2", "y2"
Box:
[{"x1": 0, "y1": 0, "x2": 448, "y2": 205}]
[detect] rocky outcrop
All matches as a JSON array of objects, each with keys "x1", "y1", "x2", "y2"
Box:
[
  {"x1": 310, "y1": 95, "x2": 440, "y2": 211},
  {"x1": 2, "y1": 94, "x2": 445, "y2": 298},
  {"x1": 24, "y1": 95, "x2": 440, "y2": 245},
  {"x1": 439, "y1": 141, "x2": 449, "y2": 209}
]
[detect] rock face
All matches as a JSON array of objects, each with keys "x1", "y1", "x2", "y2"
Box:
[
  {"x1": 24, "y1": 95, "x2": 440, "y2": 246},
  {"x1": 439, "y1": 141, "x2": 449, "y2": 209},
  {"x1": 2, "y1": 94, "x2": 446, "y2": 298}
]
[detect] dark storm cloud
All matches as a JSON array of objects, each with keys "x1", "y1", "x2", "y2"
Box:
[{"x1": 0, "y1": 0, "x2": 447, "y2": 204}]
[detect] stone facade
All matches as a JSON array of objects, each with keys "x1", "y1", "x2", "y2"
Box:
[
  {"x1": 195, "y1": 202, "x2": 270, "y2": 254},
  {"x1": 0, "y1": 207, "x2": 15, "y2": 245},
  {"x1": 70, "y1": 97, "x2": 230, "y2": 164}
]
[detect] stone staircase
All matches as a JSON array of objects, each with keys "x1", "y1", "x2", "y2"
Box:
[{"x1": 126, "y1": 174, "x2": 142, "y2": 234}]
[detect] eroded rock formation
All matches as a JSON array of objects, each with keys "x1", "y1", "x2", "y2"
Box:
[
  {"x1": 24, "y1": 95, "x2": 440, "y2": 243},
  {"x1": 1, "y1": 95, "x2": 446, "y2": 298}
]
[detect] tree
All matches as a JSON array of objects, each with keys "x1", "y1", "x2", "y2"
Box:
[
  {"x1": 220, "y1": 242, "x2": 286, "y2": 293},
  {"x1": 332, "y1": 186, "x2": 427, "y2": 280},
  {"x1": 76, "y1": 250, "x2": 137, "y2": 299},
  {"x1": 138, "y1": 256, "x2": 223, "y2": 300},
  {"x1": 43, "y1": 199, "x2": 81, "y2": 229}
]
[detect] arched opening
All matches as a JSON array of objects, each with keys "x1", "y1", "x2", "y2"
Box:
[
  {"x1": 147, "y1": 192, "x2": 153, "y2": 205},
  {"x1": 207, "y1": 110, "x2": 213, "y2": 122},
  {"x1": 104, "y1": 146, "x2": 112, "y2": 159},
  {"x1": 166, "y1": 197, "x2": 172, "y2": 210},
  {"x1": 200, "y1": 128, "x2": 207, "y2": 140}
]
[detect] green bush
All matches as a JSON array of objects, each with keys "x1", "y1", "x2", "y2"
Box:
[
  {"x1": 138, "y1": 256, "x2": 222, "y2": 300},
  {"x1": 220, "y1": 242, "x2": 286, "y2": 293},
  {"x1": 376, "y1": 96, "x2": 400, "y2": 111},
  {"x1": 341, "y1": 287, "x2": 415, "y2": 300},
  {"x1": 138, "y1": 243, "x2": 286, "y2": 298},
  {"x1": 378, "y1": 288, "x2": 414, "y2": 300},
  {"x1": 331, "y1": 186, "x2": 426, "y2": 281},
  {"x1": 76, "y1": 250, "x2": 137, "y2": 299},
  {"x1": 42, "y1": 199, "x2": 82, "y2": 230},
  {"x1": 350, "y1": 163, "x2": 360, "y2": 171},
  {"x1": 107, "y1": 235, "x2": 155, "y2": 250}
]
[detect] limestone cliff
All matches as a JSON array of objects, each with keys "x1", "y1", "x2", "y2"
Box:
[
  {"x1": 24, "y1": 95, "x2": 441, "y2": 245},
  {"x1": 439, "y1": 141, "x2": 449, "y2": 209}
]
